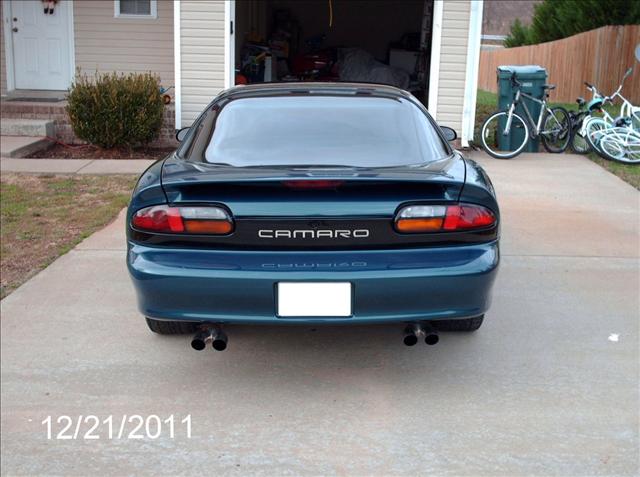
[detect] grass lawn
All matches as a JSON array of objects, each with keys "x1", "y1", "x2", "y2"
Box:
[
  {"x1": 475, "y1": 89, "x2": 639, "y2": 189},
  {"x1": 1, "y1": 174, "x2": 136, "y2": 299}
]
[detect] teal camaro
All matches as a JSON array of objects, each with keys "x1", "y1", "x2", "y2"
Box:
[{"x1": 127, "y1": 83, "x2": 500, "y2": 351}]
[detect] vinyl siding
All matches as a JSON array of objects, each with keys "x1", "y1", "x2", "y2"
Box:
[
  {"x1": 435, "y1": 0, "x2": 471, "y2": 133},
  {"x1": 73, "y1": 0, "x2": 173, "y2": 87},
  {"x1": 179, "y1": 0, "x2": 225, "y2": 126},
  {"x1": 1, "y1": 0, "x2": 7, "y2": 95}
]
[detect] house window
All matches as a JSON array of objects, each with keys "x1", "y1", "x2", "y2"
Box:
[{"x1": 114, "y1": 0, "x2": 158, "y2": 19}]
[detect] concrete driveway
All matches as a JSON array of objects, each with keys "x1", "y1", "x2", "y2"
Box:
[{"x1": 1, "y1": 152, "x2": 638, "y2": 476}]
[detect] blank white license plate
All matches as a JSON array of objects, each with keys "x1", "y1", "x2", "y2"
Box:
[{"x1": 277, "y1": 282, "x2": 352, "y2": 317}]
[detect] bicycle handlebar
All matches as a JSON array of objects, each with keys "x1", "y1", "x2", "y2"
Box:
[{"x1": 586, "y1": 67, "x2": 633, "y2": 100}]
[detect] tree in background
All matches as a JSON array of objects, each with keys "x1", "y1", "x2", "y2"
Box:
[
  {"x1": 503, "y1": 19, "x2": 533, "y2": 48},
  {"x1": 504, "y1": 0, "x2": 640, "y2": 47}
]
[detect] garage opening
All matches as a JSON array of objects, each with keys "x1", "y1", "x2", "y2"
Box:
[{"x1": 233, "y1": 0, "x2": 434, "y2": 105}]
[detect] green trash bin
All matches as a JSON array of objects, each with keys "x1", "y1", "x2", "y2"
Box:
[{"x1": 497, "y1": 65, "x2": 547, "y2": 153}]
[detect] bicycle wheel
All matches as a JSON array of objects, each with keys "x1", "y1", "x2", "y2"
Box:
[
  {"x1": 584, "y1": 117, "x2": 609, "y2": 154},
  {"x1": 480, "y1": 110, "x2": 529, "y2": 159},
  {"x1": 570, "y1": 127, "x2": 591, "y2": 154},
  {"x1": 541, "y1": 107, "x2": 571, "y2": 153},
  {"x1": 599, "y1": 129, "x2": 640, "y2": 165},
  {"x1": 569, "y1": 116, "x2": 591, "y2": 154}
]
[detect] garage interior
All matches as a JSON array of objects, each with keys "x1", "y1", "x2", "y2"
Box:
[{"x1": 234, "y1": 0, "x2": 434, "y2": 105}]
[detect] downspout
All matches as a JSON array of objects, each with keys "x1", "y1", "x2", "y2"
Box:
[
  {"x1": 224, "y1": 0, "x2": 235, "y2": 89},
  {"x1": 173, "y1": 0, "x2": 181, "y2": 129},
  {"x1": 461, "y1": 0, "x2": 483, "y2": 147},
  {"x1": 427, "y1": 0, "x2": 444, "y2": 119}
]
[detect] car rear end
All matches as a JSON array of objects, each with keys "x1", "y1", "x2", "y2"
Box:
[{"x1": 126, "y1": 84, "x2": 500, "y2": 342}]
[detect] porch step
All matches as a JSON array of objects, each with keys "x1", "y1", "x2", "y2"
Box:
[
  {"x1": 0, "y1": 119, "x2": 55, "y2": 138},
  {"x1": 0, "y1": 135, "x2": 54, "y2": 158}
]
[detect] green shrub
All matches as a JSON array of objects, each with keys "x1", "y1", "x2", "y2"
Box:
[{"x1": 67, "y1": 71, "x2": 164, "y2": 148}]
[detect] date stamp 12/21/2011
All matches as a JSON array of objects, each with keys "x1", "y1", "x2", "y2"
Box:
[{"x1": 42, "y1": 415, "x2": 192, "y2": 440}]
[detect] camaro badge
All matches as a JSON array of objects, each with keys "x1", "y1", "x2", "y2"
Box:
[{"x1": 258, "y1": 229, "x2": 370, "y2": 239}]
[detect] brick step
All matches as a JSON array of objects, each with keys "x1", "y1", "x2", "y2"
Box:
[
  {"x1": 1, "y1": 119, "x2": 55, "y2": 137},
  {"x1": 0, "y1": 100, "x2": 67, "y2": 117}
]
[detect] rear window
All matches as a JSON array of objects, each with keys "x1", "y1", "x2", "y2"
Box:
[{"x1": 203, "y1": 96, "x2": 449, "y2": 168}]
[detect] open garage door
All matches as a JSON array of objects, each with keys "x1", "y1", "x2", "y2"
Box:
[{"x1": 233, "y1": 0, "x2": 434, "y2": 105}]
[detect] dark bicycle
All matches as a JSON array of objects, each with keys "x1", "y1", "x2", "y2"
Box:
[
  {"x1": 568, "y1": 96, "x2": 592, "y2": 154},
  {"x1": 480, "y1": 74, "x2": 572, "y2": 159}
]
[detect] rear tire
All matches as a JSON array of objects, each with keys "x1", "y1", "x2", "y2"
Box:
[
  {"x1": 145, "y1": 317, "x2": 199, "y2": 335},
  {"x1": 432, "y1": 315, "x2": 484, "y2": 332}
]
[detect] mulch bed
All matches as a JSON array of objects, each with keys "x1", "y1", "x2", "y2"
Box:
[{"x1": 27, "y1": 143, "x2": 176, "y2": 160}]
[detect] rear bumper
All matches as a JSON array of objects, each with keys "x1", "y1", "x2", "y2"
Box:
[{"x1": 127, "y1": 242, "x2": 499, "y2": 325}]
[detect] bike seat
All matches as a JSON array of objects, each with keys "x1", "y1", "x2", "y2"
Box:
[
  {"x1": 576, "y1": 97, "x2": 585, "y2": 105},
  {"x1": 543, "y1": 84, "x2": 556, "y2": 90}
]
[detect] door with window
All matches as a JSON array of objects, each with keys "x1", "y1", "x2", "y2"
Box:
[{"x1": 9, "y1": 0, "x2": 72, "y2": 90}]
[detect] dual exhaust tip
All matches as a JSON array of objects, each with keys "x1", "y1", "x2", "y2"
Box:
[
  {"x1": 403, "y1": 323, "x2": 439, "y2": 346},
  {"x1": 191, "y1": 327, "x2": 228, "y2": 351},
  {"x1": 192, "y1": 324, "x2": 437, "y2": 350}
]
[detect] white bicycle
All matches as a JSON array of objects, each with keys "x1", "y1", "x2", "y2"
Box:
[{"x1": 582, "y1": 68, "x2": 640, "y2": 165}]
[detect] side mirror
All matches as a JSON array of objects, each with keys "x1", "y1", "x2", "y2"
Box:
[
  {"x1": 439, "y1": 125, "x2": 457, "y2": 142},
  {"x1": 176, "y1": 127, "x2": 190, "y2": 142}
]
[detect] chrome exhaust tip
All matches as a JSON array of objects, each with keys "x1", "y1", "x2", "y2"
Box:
[
  {"x1": 425, "y1": 333, "x2": 439, "y2": 345},
  {"x1": 191, "y1": 326, "x2": 228, "y2": 351},
  {"x1": 422, "y1": 323, "x2": 439, "y2": 345},
  {"x1": 403, "y1": 324, "x2": 422, "y2": 346},
  {"x1": 191, "y1": 329, "x2": 213, "y2": 351},
  {"x1": 212, "y1": 329, "x2": 228, "y2": 351},
  {"x1": 403, "y1": 323, "x2": 439, "y2": 346}
]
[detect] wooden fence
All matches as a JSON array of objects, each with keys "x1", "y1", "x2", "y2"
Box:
[{"x1": 478, "y1": 25, "x2": 640, "y2": 104}]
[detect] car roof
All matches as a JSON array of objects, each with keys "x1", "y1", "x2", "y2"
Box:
[{"x1": 218, "y1": 82, "x2": 415, "y2": 102}]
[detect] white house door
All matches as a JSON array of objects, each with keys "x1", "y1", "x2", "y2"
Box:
[{"x1": 9, "y1": 0, "x2": 72, "y2": 90}]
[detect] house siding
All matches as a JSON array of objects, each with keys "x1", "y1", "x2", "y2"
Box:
[
  {"x1": 435, "y1": 0, "x2": 471, "y2": 133},
  {"x1": 179, "y1": 0, "x2": 225, "y2": 126},
  {"x1": 73, "y1": 0, "x2": 174, "y2": 87}
]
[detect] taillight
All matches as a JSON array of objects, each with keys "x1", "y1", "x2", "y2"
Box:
[
  {"x1": 395, "y1": 205, "x2": 447, "y2": 232},
  {"x1": 395, "y1": 203, "x2": 495, "y2": 233},
  {"x1": 131, "y1": 205, "x2": 234, "y2": 235},
  {"x1": 442, "y1": 205, "x2": 495, "y2": 230}
]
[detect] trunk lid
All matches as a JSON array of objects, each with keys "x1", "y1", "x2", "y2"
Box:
[{"x1": 161, "y1": 155, "x2": 465, "y2": 217}]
